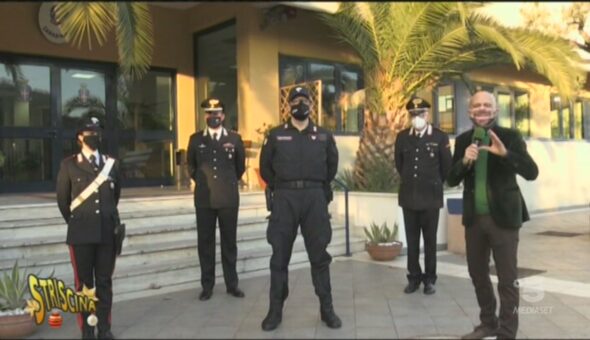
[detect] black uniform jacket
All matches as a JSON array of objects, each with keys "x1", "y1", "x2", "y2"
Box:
[
  {"x1": 56, "y1": 153, "x2": 121, "y2": 245},
  {"x1": 187, "y1": 127, "x2": 246, "y2": 208},
  {"x1": 259, "y1": 120, "x2": 338, "y2": 188},
  {"x1": 395, "y1": 125, "x2": 452, "y2": 210},
  {"x1": 447, "y1": 125, "x2": 539, "y2": 229}
]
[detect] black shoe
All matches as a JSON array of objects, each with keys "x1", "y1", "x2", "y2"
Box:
[
  {"x1": 423, "y1": 282, "x2": 436, "y2": 295},
  {"x1": 461, "y1": 323, "x2": 498, "y2": 339},
  {"x1": 199, "y1": 289, "x2": 213, "y2": 301},
  {"x1": 227, "y1": 287, "x2": 245, "y2": 298},
  {"x1": 97, "y1": 330, "x2": 114, "y2": 340},
  {"x1": 404, "y1": 281, "x2": 420, "y2": 294},
  {"x1": 261, "y1": 309, "x2": 282, "y2": 331},
  {"x1": 82, "y1": 327, "x2": 96, "y2": 340},
  {"x1": 320, "y1": 308, "x2": 342, "y2": 329}
]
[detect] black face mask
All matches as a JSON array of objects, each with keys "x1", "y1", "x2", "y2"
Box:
[
  {"x1": 290, "y1": 102, "x2": 310, "y2": 121},
  {"x1": 83, "y1": 135, "x2": 101, "y2": 151},
  {"x1": 206, "y1": 116, "x2": 222, "y2": 129}
]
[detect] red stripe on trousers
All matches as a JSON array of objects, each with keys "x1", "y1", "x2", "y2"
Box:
[{"x1": 68, "y1": 245, "x2": 83, "y2": 330}]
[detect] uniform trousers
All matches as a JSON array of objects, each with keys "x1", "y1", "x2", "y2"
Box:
[
  {"x1": 68, "y1": 243, "x2": 116, "y2": 333},
  {"x1": 266, "y1": 188, "x2": 333, "y2": 309},
  {"x1": 402, "y1": 208, "x2": 439, "y2": 284},
  {"x1": 196, "y1": 207, "x2": 239, "y2": 291},
  {"x1": 466, "y1": 214, "x2": 519, "y2": 339}
]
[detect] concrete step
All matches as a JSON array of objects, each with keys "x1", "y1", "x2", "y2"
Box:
[
  {"x1": 40, "y1": 236, "x2": 365, "y2": 298},
  {"x1": 0, "y1": 224, "x2": 357, "y2": 281},
  {"x1": 0, "y1": 206, "x2": 269, "y2": 259},
  {"x1": 0, "y1": 192, "x2": 267, "y2": 222}
]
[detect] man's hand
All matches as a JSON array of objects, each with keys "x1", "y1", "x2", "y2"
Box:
[
  {"x1": 462, "y1": 143, "x2": 479, "y2": 166},
  {"x1": 479, "y1": 129, "x2": 507, "y2": 157}
]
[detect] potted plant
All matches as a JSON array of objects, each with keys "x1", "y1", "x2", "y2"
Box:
[
  {"x1": 0, "y1": 261, "x2": 39, "y2": 339},
  {"x1": 364, "y1": 222, "x2": 403, "y2": 261}
]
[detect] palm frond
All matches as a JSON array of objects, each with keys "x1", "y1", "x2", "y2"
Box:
[
  {"x1": 54, "y1": 2, "x2": 115, "y2": 49},
  {"x1": 115, "y1": 3, "x2": 154, "y2": 79}
]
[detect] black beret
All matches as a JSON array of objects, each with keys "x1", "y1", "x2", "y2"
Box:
[
  {"x1": 405, "y1": 96, "x2": 431, "y2": 115},
  {"x1": 201, "y1": 98, "x2": 224, "y2": 112},
  {"x1": 288, "y1": 86, "x2": 311, "y2": 102}
]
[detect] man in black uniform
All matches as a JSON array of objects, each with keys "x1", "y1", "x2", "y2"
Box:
[
  {"x1": 259, "y1": 86, "x2": 341, "y2": 331},
  {"x1": 394, "y1": 96, "x2": 452, "y2": 295},
  {"x1": 56, "y1": 117, "x2": 121, "y2": 340},
  {"x1": 187, "y1": 98, "x2": 246, "y2": 301}
]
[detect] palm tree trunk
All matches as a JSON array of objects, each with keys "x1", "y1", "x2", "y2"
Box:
[{"x1": 353, "y1": 72, "x2": 409, "y2": 191}]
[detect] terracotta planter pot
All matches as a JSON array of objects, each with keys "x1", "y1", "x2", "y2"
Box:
[
  {"x1": 366, "y1": 241, "x2": 403, "y2": 261},
  {"x1": 0, "y1": 313, "x2": 37, "y2": 339}
]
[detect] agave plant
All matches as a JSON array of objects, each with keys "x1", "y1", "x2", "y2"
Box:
[
  {"x1": 54, "y1": 2, "x2": 154, "y2": 79},
  {"x1": 364, "y1": 221, "x2": 399, "y2": 245},
  {"x1": 0, "y1": 261, "x2": 31, "y2": 312},
  {"x1": 0, "y1": 261, "x2": 53, "y2": 313},
  {"x1": 321, "y1": 2, "x2": 585, "y2": 191}
]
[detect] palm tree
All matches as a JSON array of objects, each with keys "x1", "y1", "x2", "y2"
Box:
[
  {"x1": 54, "y1": 2, "x2": 154, "y2": 79},
  {"x1": 321, "y1": 2, "x2": 585, "y2": 190}
]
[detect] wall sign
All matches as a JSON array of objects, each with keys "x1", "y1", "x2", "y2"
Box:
[{"x1": 39, "y1": 2, "x2": 66, "y2": 44}]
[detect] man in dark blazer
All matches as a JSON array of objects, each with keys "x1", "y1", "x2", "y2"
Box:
[
  {"x1": 447, "y1": 91, "x2": 538, "y2": 340},
  {"x1": 395, "y1": 96, "x2": 452, "y2": 295},
  {"x1": 187, "y1": 98, "x2": 246, "y2": 301},
  {"x1": 56, "y1": 117, "x2": 121, "y2": 340}
]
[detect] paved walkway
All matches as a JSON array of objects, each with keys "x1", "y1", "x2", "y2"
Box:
[{"x1": 27, "y1": 209, "x2": 590, "y2": 339}]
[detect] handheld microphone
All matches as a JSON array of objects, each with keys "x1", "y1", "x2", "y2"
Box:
[{"x1": 472, "y1": 127, "x2": 486, "y2": 146}]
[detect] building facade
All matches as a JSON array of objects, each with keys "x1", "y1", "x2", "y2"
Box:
[{"x1": 0, "y1": 2, "x2": 588, "y2": 211}]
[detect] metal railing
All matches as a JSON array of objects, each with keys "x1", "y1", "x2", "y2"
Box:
[{"x1": 331, "y1": 178, "x2": 351, "y2": 257}]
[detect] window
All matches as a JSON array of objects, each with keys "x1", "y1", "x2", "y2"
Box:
[
  {"x1": 551, "y1": 95, "x2": 586, "y2": 140},
  {"x1": 116, "y1": 69, "x2": 176, "y2": 182},
  {"x1": 573, "y1": 100, "x2": 583, "y2": 140},
  {"x1": 434, "y1": 84, "x2": 455, "y2": 134},
  {"x1": 279, "y1": 56, "x2": 363, "y2": 134},
  {"x1": 514, "y1": 91, "x2": 530, "y2": 137},
  {"x1": 195, "y1": 21, "x2": 237, "y2": 131}
]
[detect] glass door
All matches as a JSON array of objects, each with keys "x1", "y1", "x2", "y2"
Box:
[
  {"x1": 0, "y1": 61, "x2": 56, "y2": 192},
  {"x1": 58, "y1": 67, "x2": 110, "y2": 158}
]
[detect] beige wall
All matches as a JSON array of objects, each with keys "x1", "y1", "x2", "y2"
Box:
[{"x1": 0, "y1": 3, "x2": 194, "y2": 152}]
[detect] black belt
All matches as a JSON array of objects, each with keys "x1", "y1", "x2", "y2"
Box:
[{"x1": 274, "y1": 180, "x2": 324, "y2": 189}]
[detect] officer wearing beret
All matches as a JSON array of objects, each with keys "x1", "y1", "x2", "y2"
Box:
[
  {"x1": 56, "y1": 117, "x2": 121, "y2": 340},
  {"x1": 259, "y1": 85, "x2": 341, "y2": 331},
  {"x1": 187, "y1": 98, "x2": 246, "y2": 301},
  {"x1": 394, "y1": 96, "x2": 452, "y2": 295}
]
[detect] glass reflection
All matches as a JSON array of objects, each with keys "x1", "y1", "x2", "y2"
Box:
[{"x1": 0, "y1": 63, "x2": 51, "y2": 127}]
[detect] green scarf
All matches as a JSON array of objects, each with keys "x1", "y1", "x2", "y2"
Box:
[{"x1": 474, "y1": 132, "x2": 490, "y2": 214}]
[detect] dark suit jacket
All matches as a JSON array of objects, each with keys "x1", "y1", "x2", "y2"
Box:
[
  {"x1": 56, "y1": 153, "x2": 121, "y2": 245},
  {"x1": 395, "y1": 125, "x2": 452, "y2": 210},
  {"x1": 187, "y1": 128, "x2": 246, "y2": 208},
  {"x1": 447, "y1": 125, "x2": 538, "y2": 229}
]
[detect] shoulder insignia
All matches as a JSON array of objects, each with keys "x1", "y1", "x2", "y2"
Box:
[
  {"x1": 284, "y1": 124, "x2": 288, "y2": 129},
  {"x1": 77, "y1": 154, "x2": 83, "y2": 163}
]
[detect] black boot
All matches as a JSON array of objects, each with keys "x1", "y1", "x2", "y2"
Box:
[
  {"x1": 261, "y1": 305, "x2": 283, "y2": 331},
  {"x1": 320, "y1": 304, "x2": 342, "y2": 329},
  {"x1": 404, "y1": 280, "x2": 420, "y2": 294}
]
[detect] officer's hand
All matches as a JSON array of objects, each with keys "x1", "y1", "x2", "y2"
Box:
[{"x1": 462, "y1": 143, "x2": 479, "y2": 166}]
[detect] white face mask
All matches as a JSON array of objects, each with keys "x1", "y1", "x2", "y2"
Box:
[{"x1": 411, "y1": 116, "x2": 427, "y2": 131}]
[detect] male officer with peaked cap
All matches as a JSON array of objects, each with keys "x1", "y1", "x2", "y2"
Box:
[
  {"x1": 56, "y1": 117, "x2": 121, "y2": 340},
  {"x1": 187, "y1": 97, "x2": 246, "y2": 301},
  {"x1": 259, "y1": 85, "x2": 341, "y2": 331},
  {"x1": 394, "y1": 96, "x2": 452, "y2": 295}
]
